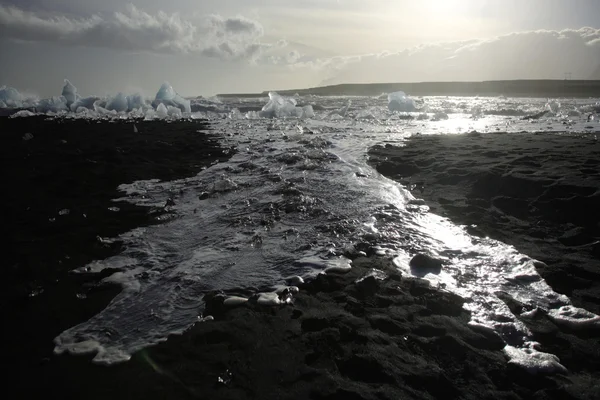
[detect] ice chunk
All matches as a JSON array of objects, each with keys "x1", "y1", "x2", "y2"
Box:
[
  {"x1": 387, "y1": 91, "x2": 417, "y2": 112},
  {"x1": 61, "y1": 79, "x2": 79, "y2": 108},
  {"x1": 153, "y1": 82, "x2": 191, "y2": 113},
  {"x1": 259, "y1": 92, "x2": 314, "y2": 118},
  {"x1": 71, "y1": 96, "x2": 99, "y2": 111},
  {"x1": 106, "y1": 93, "x2": 129, "y2": 112},
  {"x1": 127, "y1": 93, "x2": 147, "y2": 111},
  {"x1": 256, "y1": 292, "x2": 282, "y2": 306},
  {"x1": 155, "y1": 103, "x2": 169, "y2": 118},
  {"x1": 545, "y1": 99, "x2": 560, "y2": 114},
  {"x1": 0, "y1": 85, "x2": 23, "y2": 107},
  {"x1": 302, "y1": 105, "x2": 315, "y2": 118},
  {"x1": 36, "y1": 96, "x2": 69, "y2": 113},
  {"x1": 167, "y1": 105, "x2": 182, "y2": 118}
]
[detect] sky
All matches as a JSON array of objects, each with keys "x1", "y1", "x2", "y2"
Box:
[{"x1": 1, "y1": 0, "x2": 599, "y2": 97}]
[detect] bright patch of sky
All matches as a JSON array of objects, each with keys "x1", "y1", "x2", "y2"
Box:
[{"x1": 0, "y1": 0, "x2": 599, "y2": 96}]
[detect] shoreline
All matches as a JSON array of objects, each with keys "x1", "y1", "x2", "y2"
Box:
[{"x1": 216, "y1": 80, "x2": 600, "y2": 98}]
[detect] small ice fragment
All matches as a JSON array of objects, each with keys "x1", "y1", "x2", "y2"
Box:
[
  {"x1": 59, "y1": 209, "x2": 70, "y2": 216},
  {"x1": 108, "y1": 207, "x2": 120, "y2": 212},
  {"x1": 198, "y1": 315, "x2": 214, "y2": 322},
  {"x1": 223, "y1": 296, "x2": 249, "y2": 307},
  {"x1": 23, "y1": 132, "x2": 34, "y2": 141},
  {"x1": 133, "y1": 124, "x2": 138, "y2": 133},
  {"x1": 324, "y1": 257, "x2": 352, "y2": 273},
  {"x1": 256, "y1": 292, "x2": 282, "y2": 306},
  {"x1": 286, "y1": 276, "x2": 304, "y2": 286},
  {"x1": 356, "y1": 269, "x2": 387, "y2": 283}
]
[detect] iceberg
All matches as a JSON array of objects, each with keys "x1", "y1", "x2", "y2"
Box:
[
  {"x1": 153, "y1": 82, "x2": 191, "y2": 113},
  {"x1": 105, "y1": 93, "x2": 129, "y2": 112},
  {"x1": 387, "y1": 91, "x2": 417, "y2": 112},
  {"x1": 36, "y1": 96, "x2": 69, "y2": 113},
  {"x1": 62, "y1": 79, "x2": 79, "y2": 108},
  {"x1": 71, "y1": 96, "x2": 100, "y2": 111},
  {"x1": 155, "y1": 103, "x2": 169, "y2": 118},
  {"x1": 0, "y1": 86, "x2": 24, "y2": 107},
  {"x1": 127, "y1": 93, "x2": 148, "y2": 111}
]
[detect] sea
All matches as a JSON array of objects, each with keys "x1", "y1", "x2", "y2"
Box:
[{"x1": 5, "y1": 87, "x2": 599, "y2": 372}]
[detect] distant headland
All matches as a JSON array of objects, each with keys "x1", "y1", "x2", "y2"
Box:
[{"x1": 217, "y1": 80, "x2": 600, "y2": 98}]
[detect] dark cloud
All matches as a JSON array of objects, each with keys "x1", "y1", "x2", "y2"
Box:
[{"x1": 0, "y1": 4, "x2": 268, "y2": 60}]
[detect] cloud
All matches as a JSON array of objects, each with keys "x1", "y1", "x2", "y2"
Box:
[
  {"x1": 300, "y1": 28, "x2": 600, "y2": 85},
  {"x1": 0, "y1": 4, "x2": 269, "y2": 60}
]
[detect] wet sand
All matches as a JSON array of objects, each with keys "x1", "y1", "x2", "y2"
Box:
[
  {"x1": 368, "y1": 131, "x2": 600, "y2": 315},
  {"x1": 3, "y1": 119, "x2": 600, "y2": 399}
]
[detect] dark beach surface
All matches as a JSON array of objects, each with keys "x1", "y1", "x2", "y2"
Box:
[
  {"x1": 368, "y1": 131, "x2": 600, "y2": 315},
  {"x1": 3, "y1": 118, "x2": 600, "y2": 399}
]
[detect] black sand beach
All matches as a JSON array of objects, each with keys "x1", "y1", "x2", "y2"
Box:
[{"x1": 3, "y1": 119, "x2": 600, "y2": 399}]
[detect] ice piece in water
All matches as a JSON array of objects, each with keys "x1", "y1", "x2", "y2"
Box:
[
  {"x1": 155, "y1": 103, "x2": 169, "y2": 118},
  {"x1": 106, "y1": 93, "x2": 129, "y2": 112},
  {"x1": 153, "y1": 82, "x2": 191, "y2": 113},
  {"x1": 259, "y1": 92, "x2": 314, "y2": 118},
  {"x1": 61, "y1": 79, "x2": 79, "y2": 108},
  {"x1": 387, "y1": 91, "x2": 416, "y2": 112},
  {"x1": 545, "y1": 99, "x2": 560, "y2": 114},
  {"x1": 302, "y1": 105, "x2": 315, "y2": 118}
]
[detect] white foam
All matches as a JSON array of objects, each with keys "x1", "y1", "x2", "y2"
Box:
[
  {"x1": 10, "y1": 110, "x2": 36, "y2": 118},
  {"x1": 504, "y1": 343, "x2": 567, "y2": 374},
  {"x1": 548, "y1": 306, "x2": 600, "y2": 329}
]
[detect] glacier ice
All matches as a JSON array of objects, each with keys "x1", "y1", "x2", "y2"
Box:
[
  {"x1": 155, "y1": 103, "x2": 169, "y2": 119},
  {"x1": 36, "y1": 96, "x2": 69, "y2": 113},
  {"x1": 71, "y1": 96, "x2": 100, "y2": 112},
  {"x1": 127, "y1": 93, "x2": 147, "y2": 111},
  {"x1": 0, "y1": 86, "x2": 24, "y2": 107},
  {"x1": 62, "y1": 79, "x2": 78, "y2": 108},
  {"x1": 153, "y1": 82, "x2": 191, "y2": 113},
  {"x1": 387, "y1": 91, "x2": 417, "y2": 112},
  {"x1": 106, "y1": 93, "x2": 129, "y2": 112},
  {"x1": 259, "y1": 92, "x2": 314, "y2": 118}
]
